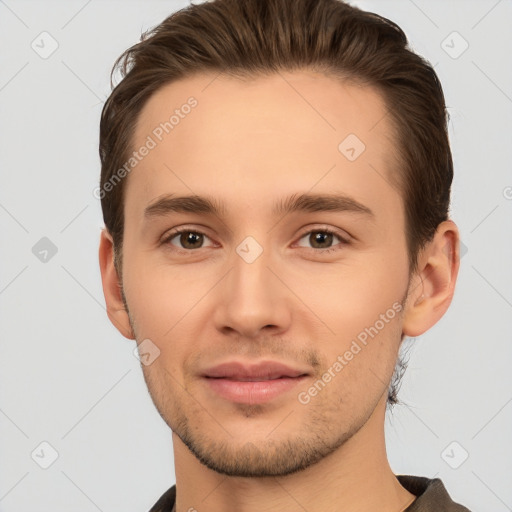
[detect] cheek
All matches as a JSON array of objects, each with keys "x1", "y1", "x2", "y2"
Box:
[
  {"x1": 287, "y1": 252, "x2": 407, "y2": 335},
  {"x1": 293, "y1": 269, "x2": 405, "y2": 401},
  {"x1": 123, "y1": 258, "x2": 215, "y2": 379},
  {"x1": 122, "y1": 252, "x2": 209, "y2": 335},
  {"x1": 309, "y1": 316, "x2": 402, "y2": 416}
]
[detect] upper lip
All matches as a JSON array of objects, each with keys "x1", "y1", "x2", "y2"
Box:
[{"x1": 202, "y1": 360, "x2": 310, "y2": 380}]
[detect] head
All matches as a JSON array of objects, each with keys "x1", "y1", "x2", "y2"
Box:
[{"x1": 98, "y1": 0, "x2": 459, "y2": 477}]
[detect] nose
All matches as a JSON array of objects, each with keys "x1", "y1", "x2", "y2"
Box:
[{"x1": 213, "y1": 240, "x2": 292, "y2": 340}]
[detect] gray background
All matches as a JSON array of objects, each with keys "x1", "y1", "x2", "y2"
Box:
[{"x1": 1, "y1": 0, "x2": 511, "y2": 510}]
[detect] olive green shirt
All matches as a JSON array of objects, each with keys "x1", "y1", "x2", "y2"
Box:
[{"x1": 149, "y1": 475, "x2": 472, "y2": 511}]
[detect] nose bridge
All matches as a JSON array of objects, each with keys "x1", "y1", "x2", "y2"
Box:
[
  {"x1": 213, "y1": 233, "x2": 290, "y2": 337},
  {"x1": 230, "y1": 233, "x2": 275, "y2": 304},
  {"x1": 234, "y1": 234, "x2": 271, "y2": 289}
]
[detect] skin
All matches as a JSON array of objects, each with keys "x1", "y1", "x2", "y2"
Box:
[{"x1": 99, "y1": 70, "x2": 460, "y2": 512}]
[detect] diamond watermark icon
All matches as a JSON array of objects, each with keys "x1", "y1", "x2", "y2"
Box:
[
  {"x1": 236, "y1": 236, "x2": 264, "y2": 264},
  {"x1": 441, "y1": 441, "x2": 469, "y2": 469},
  {"x1": 133, "y1": 338, "x2": 161, "y2": 366},
  {"x1": 441, "y1": 31, "x2": 469, "y2": 59},
  {"x1": 32, "y1": 237, "x2": 58, "y2": 263},
  {"x1": 31, "y1": 441, "x2": 59, "y2": 469},
  {"x1": 31, "y1": 31, "x2": 59, "y2": 59},
  {"x1": 459, "y1": 240, "x2": 468, "y2": 259},
  {"x1": 338, "y1": 134, "x2": 366, "y2": 162}
]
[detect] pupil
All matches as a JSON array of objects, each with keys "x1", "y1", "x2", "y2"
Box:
[
  {"x1": 313, "y1": 232, "x2": 332, "y2": 248},
  {"x1": 182, "y1": 232, "x2": 202, "y2": 249}
]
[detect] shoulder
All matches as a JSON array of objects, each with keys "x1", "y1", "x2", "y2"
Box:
[
  {"x1": 397, "y1": 475, "x2": 472, "y2": 512},
  {"x1": 148, "y1": 478, "x2": 473, "y2": 512},
  {"x1": 148, "y1": 484, "x2": 176, "y2": 512}
]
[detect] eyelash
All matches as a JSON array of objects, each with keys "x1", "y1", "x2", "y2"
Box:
[{"x1": 161, "y1": 226, "x2": 350, "y2": 255}]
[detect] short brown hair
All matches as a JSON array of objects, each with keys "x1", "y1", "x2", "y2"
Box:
[{"x1": 99, "y1": 0, "x2": 453, "y2": 407}]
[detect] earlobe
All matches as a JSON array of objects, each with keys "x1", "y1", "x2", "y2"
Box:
[
  {"x1": 402, "y1": 220, "x2": 460, "y2": 338},
  {"x1": 98, "y1": 229, "x2": 135, "y2": 340}
]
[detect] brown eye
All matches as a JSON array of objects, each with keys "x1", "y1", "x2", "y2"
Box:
[
  {"x1": 178, "y1": 231, "x2": 204, "y2": 249},
  {"x1": 164, "y1": 229, "x2": 214, "y2": 251},
  {"x1": 296, "y1": 228, "x2": 349, "y2": 253},
  {"x1": 309, "y1": 231, "x2": 334, "y2": 249}
]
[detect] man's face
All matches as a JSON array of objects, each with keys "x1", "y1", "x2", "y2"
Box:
[{"x1": 120, "y1": 70, "x2": 412, "y2": 477}]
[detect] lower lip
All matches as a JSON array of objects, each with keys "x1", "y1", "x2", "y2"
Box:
[{"x1": 204, "y1": 376, "x2": 308, "y2": 404}]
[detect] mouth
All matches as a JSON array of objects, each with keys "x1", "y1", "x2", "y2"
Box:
[
  {"x1": 203, "y1": 375, "x2": 309, "y2": 404},
  {"x1": 201, "y1": 360, "x2": 310, "y2": 404},
  {"x1": 208, "y1": 376, "x2": 305, "y2": 381}
]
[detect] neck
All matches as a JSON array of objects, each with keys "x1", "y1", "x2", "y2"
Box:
[{"x1": 172, "y1": 393, "x2": 416, "y2": 512}]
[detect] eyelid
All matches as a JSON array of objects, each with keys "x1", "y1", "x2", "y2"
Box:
[
  {"x1": 161, "y1": 225, "x2": 351, "y2": 252},
  {"x1": 293, "y1": 225, "x2": 351, "y2": 252},
  {"x1": 296, "y1": 225, "x2": 350, "y2": 242},
  {"x1": 161, "y1": 226, "x2": 216, "y2": 251}
]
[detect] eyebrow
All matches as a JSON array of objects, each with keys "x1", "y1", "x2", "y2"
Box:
[{"x1": 144, "y1": 192, "x2": 374, "y2": 221}]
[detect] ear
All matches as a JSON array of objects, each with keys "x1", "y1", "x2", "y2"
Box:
[
  {"x1": 402, "y1": 220, "x2": 460, "y2": 338},
  {"x1": 98, "y1": 229, "x2": 135, "y2": 340}
]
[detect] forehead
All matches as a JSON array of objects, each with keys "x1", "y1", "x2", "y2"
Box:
[{"x1": 126, "y1": 70, "x2": 401, "y2": 223}]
